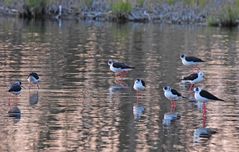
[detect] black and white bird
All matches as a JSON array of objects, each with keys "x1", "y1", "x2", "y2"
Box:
[
  {"x1": 133, "y1": 79, "x2": 146, "y2": 91},
  {"x1": 134, "y1": 79, "x2": 145, "y2": 101},
  {"x1": 163, "y1": 86, "x2": 185, "y2": 108},
  {"x1": 181, "y1": 71, "x2": 205, "y2": 90},
  {"x1": 180, "y1": 54, "x2": 204, "y2": 70},
  {"x1": 8, "y1": 81, "x2": 23, "y2": 95},
  {"x1": 27, "y1": 72, "x2": 40, "y2": 89},
  {"x1": 108, "y1": 59, "x2": 134, "y2": 75},
  {"x1": 193, "y1": 87, "x2": 224, "y2": 102},
  {"x1": 193, "y1": 87, "x2": 224, "y2": 116}
]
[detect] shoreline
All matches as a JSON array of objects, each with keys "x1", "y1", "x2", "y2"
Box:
[{"x1": 0, "y1": 1, "x2": 238, "y2": 27}]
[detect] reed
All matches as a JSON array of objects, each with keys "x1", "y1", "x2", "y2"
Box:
[
  {"x1": 207, "y1": 6, "x2": 239, "y2": 27},
  {"x1": 112, "y1": 0, "x2": 132, "y2": 21}
]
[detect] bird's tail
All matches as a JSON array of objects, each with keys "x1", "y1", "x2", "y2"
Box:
[
  {"x1": 182, "y1": 96, "x2": 189, "y2": 100},
  {"x1": 217, "y1": 98, "x2": 224, "y2": 101}
]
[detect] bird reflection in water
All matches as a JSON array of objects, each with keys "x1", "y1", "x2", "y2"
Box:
[
  {"x1": 133, "y1": 103, "x2": 145, "y2": 120},
  {"x1": 8, "y1": 101, "x2": 21, "y2": 123},
  {"x1": 193, "y1": 127, "x2": 217, "y2": 143},
  {"x1": 162, "y1": 111, "x2": 181, "y2": 126},
  {"x1": 193, "y1": 116, "x2": 217, "y2": 143},
  {"x1": 108, "y1": 78, "x2": 129, "y2": 102},
  {"x1": 29, "y1": 90, "x2": 39, "y2": 106},
  {"x1": 192, "y1": 102, "x2": 217, "y2": 143}
]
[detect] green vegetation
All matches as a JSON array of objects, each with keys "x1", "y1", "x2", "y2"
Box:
[
  {"x1": 207, "y1": 6, "x2": 239, "y2": 27},
  {"x1": 207, "y1": 16, "x2": 219, "y2": 27},
  {"x1": 198, "y1": 0, "x2": 207, "y2": 8},
  {"x1": 19, "y1": 0, "x2": 47, "y2": 18},
  {"x1": 3, "y1": 0, "x2": 13, "y2": 6},
  {"x1": 166, "y1": 0, "x2": 175, "y2": 5},
  {"x1": 137, "y1": 0, "x2": 145, "y2": 7},
  {"x1": 112, "y1": 1, "x2": 132, "y2": 21},
  {"x1": 82, "y1": 0, "x2": 93, "y2": 9},
  {"x1": 183, "y1": 0, "x2": 195, "y2": 6}
]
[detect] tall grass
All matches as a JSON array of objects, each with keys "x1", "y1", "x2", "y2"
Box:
[
  {"x1": 112, "y1": 1, "x2": 132, "y2": 21},
  {"x1": 3, "y1": 0, "x2": 13, "y2": 6},
  {"x1": 207, "y1": 6, "x2": 239, "y2": 27},
  {"x1": 137, "y1": 0, "x2": 145, "y2": 7}
]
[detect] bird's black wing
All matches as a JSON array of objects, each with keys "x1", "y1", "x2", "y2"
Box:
[
  {"x1": 182, "y1": 73, "x2": 198, "y2": 81},
  {"x1": 8, "y1": 84, "x2": 21, "y2": 92},
  {"x1": 113, "y1": 62, "x2": 134, "y2": 69},
  {"x1": 200, "y1": 90, "x2": 224, "y2": 101},
  {"x1": 29, "y1": 72, "x2": 39, "y2": 79},
  {"x1": 186, "y1": 56, "x2": 204, "y2": 62},
  {"x1": 141, "y1": 80, "x2": 146, "y2": 87},
  {"x1": 171, "y1": 89, "x2": 182, "y2": 97}
]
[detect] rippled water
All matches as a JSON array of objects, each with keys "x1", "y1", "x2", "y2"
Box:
[{"x1": 0, "y1": 18, "x2": 239, "y2": 152}]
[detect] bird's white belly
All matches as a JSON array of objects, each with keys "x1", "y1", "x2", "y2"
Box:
[
  {"x1": 12, "y1": 91, "x2": 21, "y2": 95},
  {"x1": 195, "y1": 93, "x2": 208, "y2": 102},
  {"x1": 134, "y1": 84, "x2": 145, "y2": 91},
  {"x1": 192, "y1": 77, "x2": 204, "y2": 84},
  {"x1": 110, "y1": 65, "x2": 123, "y2": 73},
  {"x1": 28, "y1": 76, "x2": 39, "y2": 84},
  {"x1": 165, "y1": 92, "x2": 179, "y2": 101},
  {"x1": 182, "y1": 59, "x2": 197, "y2": 66}
]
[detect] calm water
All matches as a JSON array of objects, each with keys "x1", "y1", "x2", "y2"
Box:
[{"x1": 0, "y1": 17, "x2": 239, "y2": 152}]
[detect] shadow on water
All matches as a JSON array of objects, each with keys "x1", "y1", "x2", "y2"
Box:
[{"x1": 0, "y1": 17, "x2": 239, "y2": 151}]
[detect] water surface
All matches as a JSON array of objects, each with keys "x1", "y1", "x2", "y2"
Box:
[{"x1": 0, "y1": 18, "x2": 239, "y2": 152}]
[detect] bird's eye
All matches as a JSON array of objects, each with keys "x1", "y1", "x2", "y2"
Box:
[
  {"x1": 164, "y1": 87, "x2": 167, "y2": 90},
  {"x1": 196, "y1": 88, "x2": 199, "y2": 91},
  {"x1": 181, "y1": 54, "x2": 184, "y2": 58}
]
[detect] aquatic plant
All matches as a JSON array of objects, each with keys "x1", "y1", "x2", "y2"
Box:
[
  {"x1": 137, "y1": 0, "x2": 145, "y2": 7},
  {"x1": 82, "y1": 0, "x2": 93, "y2": 9},
  {"x1": 198, "y1": 0, "x2": 207, "y2": 8},
  {"x1": 207, "y1": 16, "x2": 219, "y2": 27},
  {"x1": 207, "y1": 6, "x2": 239, "y2": 27},
  {"x1": 19, "y1": 0, "x2": 46, "y2": 18},
  {"x1": 182, "y1": 0, "x2": 206, "y2": 7},
  {"x1": 112, "y1": 1, "x2": 132, "y2": 21},
  {"x1": 3, "y1": 0, "x2": 13, "y2": 6},
  {"x1": 166, "y1": 0, "x2": 175, "y2": 5}
]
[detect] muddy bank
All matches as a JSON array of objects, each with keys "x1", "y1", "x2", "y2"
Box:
[{"x1": 0, "y1": 0, "x2": 236, "y2": 25}]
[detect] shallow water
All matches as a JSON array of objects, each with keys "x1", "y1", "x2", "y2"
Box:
[{"x1": 0, "y1": 18, "x2": 239, "y2": 152}]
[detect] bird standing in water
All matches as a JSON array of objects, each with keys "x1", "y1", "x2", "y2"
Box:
[
  {"x1": 108, "y1": 59, "x2": 134, "y2": 77},
  {"x1": 163, "y1": 86, "x2": 186, "y2": 110},
  {"x1": 180, "y1": 54, "x2": 205, "y2": 72},
  {"x1": 27, "y1": 72, "x2": 40, "y2": 89},
  {"x1": 133, "y1": 79, "x2": 146, "y2": 101},
  {"x1": 193, "y1": 87, "x2": 224, "y2": 117},
  {"x1": 181, "y1": 71, "x2": 205, "y2": 91}
]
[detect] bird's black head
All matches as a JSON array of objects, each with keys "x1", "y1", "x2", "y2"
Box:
[
  {"x1": 180, "y1": 54, "x2": 185, "y2": 58},
  {"x1": 15, "y1": 80, "x2": 22, "y2": 86},
  {"x1": 163, "y1": 86, "x2": 170, "y2": 91},
  {"x1": 108, "y1": 59, "x2": 113, "y2": 66},
  {"x1": 193, "y1": 87, "x2": 201, "y2": 92}
]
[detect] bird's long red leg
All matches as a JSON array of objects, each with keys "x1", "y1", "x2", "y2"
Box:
[
  {"x1": 203, "y1": 114, "x2": 207, "y2": 128},
  {"x1": 193, "y1": 66, "x2": 200, "y2": 73},
  {"x1": 8, "y1": 98, "x2": 11, "y2": 107},
  {"x1": 173, "y1": 101, "x2": 177, "y2": 109},
  {"x1": 203, "y1": 102, "x2": 207, "y2": 117},
  {"x1": 202, "y1": 102, "x2": 207, "y2": 128},
  {"x1": 189, "y1": 84, "x2": 194, "y2": 91}
]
